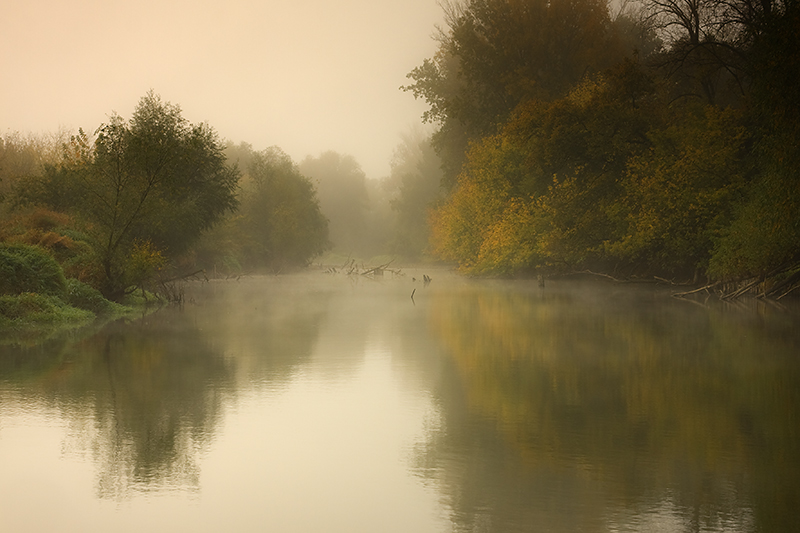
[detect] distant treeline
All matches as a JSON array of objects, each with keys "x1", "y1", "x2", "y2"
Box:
[
  {"x1": 0, "y1": 92, "x2": 325, "y2": 302},
  {"x1": 0, "y1": 92, "x2": 442, "y2": 308},
  {"x1": 405, "y1": 0, "x2": 800, "y2": 292},
  {"x1": 4, "y1": 0, "x2": 799, "y2": 308}
]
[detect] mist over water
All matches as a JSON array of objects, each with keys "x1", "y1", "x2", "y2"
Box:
[{"x1": 1, "y1": 272, "x2": 798, "y2": 532}]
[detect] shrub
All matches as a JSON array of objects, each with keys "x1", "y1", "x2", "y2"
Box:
[
  {"x1": 65, "y1": 278, "x2": 125, "y2": 315},
  {"x1": 0, "y1": 292, "x2": 92, "y2": 324},
  {"x1": 0, "y1": 243, "x2": 67, "y2": 297}
]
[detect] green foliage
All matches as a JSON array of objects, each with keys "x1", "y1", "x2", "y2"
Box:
[
  {"x1": 196, "y1": 145, "x2": 329, "y2": 273},
  {"x1": 706, "y1": 3, "x2": 800, "y2": 280},
  {"x1": 388, "y1": 130, "x2": 444, "y2": 260},
  {"x1": 430, "y1": 66, "x2": 660, "y2": 275},
  {"x1": 607, "y1": 105, "x2": 749, "y2": 275},
  {"x1": 124, "y1": 239, "x2": 167, "y2": 289},
  {"x1": 708, "y1": 133, "x2": 800, "y2": 279},
  {"x1": 0, "y1": 243, "x2": 123, "y2": 327},
  {"x1": 0, "y1": 243, "x2": 67, "y2": 298},
  {"x1": 0, "y1": 208, "x2": 100, "y2": 284},
  {"x1": 0, "y1": 131, "x2": 68, "y2": 209},
  {"x1": 0, "y1": 292, "x2": 92, "y2": 325},
  {"x1": 430, "y1": 153, "x2": 511, "y2": 269},
  {"x1": 65, "y1": 278, "x2": 125, "y2": 314},
  {"x1": 241, "y1": 147, "x2": 329, "y2": 269},
  {"x1": 416, "y1": 0, "x2": 800, "y2": 285},
  {"x1": 22, "y1": 92, "x2": 240, "y2": 299},
  {"x1": 404, "y1": 0, "x2": 648, "y2": 184}
]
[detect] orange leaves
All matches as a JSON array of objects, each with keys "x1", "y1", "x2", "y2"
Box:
[{"x1": 127, "y1": 239, "x2": 165, "y2": 286}]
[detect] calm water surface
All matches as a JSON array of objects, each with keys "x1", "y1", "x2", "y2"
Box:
[{"x1": 1, "y1": 271, "x2": 798, "y2": 532}]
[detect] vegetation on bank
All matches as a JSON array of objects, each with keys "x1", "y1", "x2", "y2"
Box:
[
  {"x1": 3, "y1": 0, "x2": 799, "y2": 307},
  {"x1": 1, "y1": 92, "x2": 336, "y2": 320},
  {"x1": 1, "y1": 86, "x2": 450, "y2": 325},
  {"x1": 0, "y1": 242, "x2": 130, "y2": 330},
  {"x1": 404, "y1": 0, "x2": 800, "y2": 296}
]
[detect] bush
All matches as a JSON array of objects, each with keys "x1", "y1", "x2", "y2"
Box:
[
  {"x1": 65, "y1": 278, "x2": 125, "y2": 315},
  {"x1": 0, "y1": 243, "x2": 67, "y2": 297},
  {"x1": 0, "y1": 292, "x2": 92, "y2": 325}
]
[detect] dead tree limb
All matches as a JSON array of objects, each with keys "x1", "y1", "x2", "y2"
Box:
[
  {"x1": 576, "y1": 270, "x2": 627, "y2": 282},
  {"x1": 673, "y1": 282, "x2": 720, "y2": 298}
]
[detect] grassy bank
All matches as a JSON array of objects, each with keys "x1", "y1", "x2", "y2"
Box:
[{"x1": 0, "y1": 243, "x2": 149, "y2": 334}]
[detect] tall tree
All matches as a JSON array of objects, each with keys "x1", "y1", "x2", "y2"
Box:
[
  {"x1": 237, "y1": 147, "x2": 329, "y2": 270},
  {"x1": 404, "y1": 0, "x2": 638, "y2": 185},
  {"x1": 38, "y1": 92, "x2": 239, "y2": 299},
  {"x1": 388, "y1": 129, "x2": 444, "y2": 260}
]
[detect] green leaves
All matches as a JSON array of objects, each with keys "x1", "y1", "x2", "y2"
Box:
[
  {"x1": 196, "y1": 144, "x2": 328, "y2": 274},
  {"x1": 0, "y1": 243, "x2": 67, "y2": 298},
  {"x1": 32, "y1": 92, "x2": 240, "y2": 299},
  {"x1": 240, "y1": 147, "x2": 328, "y2": 270}
]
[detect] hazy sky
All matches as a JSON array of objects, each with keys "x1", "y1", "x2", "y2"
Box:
[{"x1": 1, "y1": 0, "x2": 443, "y2": 178}]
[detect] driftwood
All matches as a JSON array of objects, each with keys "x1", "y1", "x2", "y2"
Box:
[
  {"x1": 672, "y1": 282, "x2": 720, "y2": 298},
  {"x1": 760, "y1": 268, "x2": 800, "y2": 300},
  {"x1": 360, "y1": 259, "x2": 405, "y2": 278},
  {"x1": 324, "y1": 257, "x2": 403, "y2": 278},
  {"x1": 361, "y1": 259, "x2": 394, "y2": 277},
  {"x1": 576, "y1": 270, "x2": 628, "y2": 282},
  {"x1": 672, "y1": 260, "x2": 800, "y2": 301},
  {"x1": 722, "y1": 277, "x2": 761, "y2": 299},
  {"x1": 158, "y1": 269, "x2": 206, "y2": 284}
]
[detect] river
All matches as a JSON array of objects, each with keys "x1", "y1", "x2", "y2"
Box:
[{"x1": 1, "y1": 270, "x2": 798, "y2": 532}]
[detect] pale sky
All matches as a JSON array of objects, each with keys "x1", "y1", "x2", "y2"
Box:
[{"x1": 1, "y1": 0, "x2": 444, "y2": 179}]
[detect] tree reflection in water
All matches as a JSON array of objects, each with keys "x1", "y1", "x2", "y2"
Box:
[
  {"x1": 1, "y1": 274, "x2": 798, "y2": 532},
  {"x1": 417, "y1": 280, "x2": 800, "y2": 533},
  {"x1": 0, "y1": 277, "x2": 331, "y2": 500}
]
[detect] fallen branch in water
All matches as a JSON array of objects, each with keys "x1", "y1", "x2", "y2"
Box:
[
  {"x1": 158, "y1": 269, "x2": 206, "y2": 284},
  {"x1": 361, "y1": 259, "x2": 395, "y2": 277},
  {"x1": 760, "y1": 266, "x2": 800, "y2": 300},
  {"x1": 151, "y1": 269, "x2": 207, "y2": 304},
  {"x1": 672, "y1": 282, "x2": 720, "y2": 298},
  {"x1": 721, "y1": 277, "x2": 761, "y2": 299},
  {"x1": 575, "y1": 270, "x2": 627, "y2": 282}
]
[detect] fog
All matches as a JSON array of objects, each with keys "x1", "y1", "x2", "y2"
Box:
[
  {"x1": 0, "y1": 0, "x2": 444, "y2": 179},
  {"x1": 3, "y1": 273, "x2": 799, "y2": 532}
]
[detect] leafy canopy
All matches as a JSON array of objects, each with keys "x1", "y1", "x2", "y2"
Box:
[{"x1": 35, "y1": 92, "x2": 240, "y2": 299}]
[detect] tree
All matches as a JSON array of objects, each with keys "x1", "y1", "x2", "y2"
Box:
[
  {"x1": 704, "y1": 1, "x2": 800, "y2": 283},
  {"x1": 0, "y1": 130, "x2": 69, "y2": 211},
  {"x1": 36, "y1": 92, "x2": 239, "y2": 299},
  {"x1": 237, "y1": 147, "x2": 329, "y2": 271},
  {"x1": 388, "y1": 129, "x2": 444, "y2": 260},
  {"x1": 430, "y1": 63, "x2": 662, "y2": 275},
  {"x1": 404, "y1": 0, "x2": 641, "y2": 185},
  {"x1": 299, "y1": 151, "x2": 369, "y2": 255},
  {"x1": 608, "y1": 104, "x2": 749, "y2": 278}
]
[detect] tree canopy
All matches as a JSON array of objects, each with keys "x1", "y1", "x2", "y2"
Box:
[
  {"x1": 209, "y1": 145, "x2": 329, "y2": 272},
  {"x1": 14, "y1": 92, "x2": 239, "y2": 298},
  {"x1": 412, "y1": 0, "x2": 800, "y2": 290},
  {"x1": 403, "y1": 0, "x2": 654, "y2": 185}
]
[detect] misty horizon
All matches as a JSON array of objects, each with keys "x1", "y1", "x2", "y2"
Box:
[{"x1": 1, "y1": 0, "x2": 445, "y2": 179}]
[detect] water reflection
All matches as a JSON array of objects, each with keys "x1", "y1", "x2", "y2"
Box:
[
  {"x1": 1, "y1": 312, "x2": 231, "y2": 498},
  {"x1": 1, "y1": 274, "x2": 798, "y2": 533},
  {"x1": 421, "y1": 280, "x2": 800, "y2": 532},
  {"x1": 0, "y1": 276, "x2": 334, "y2": 500}
]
